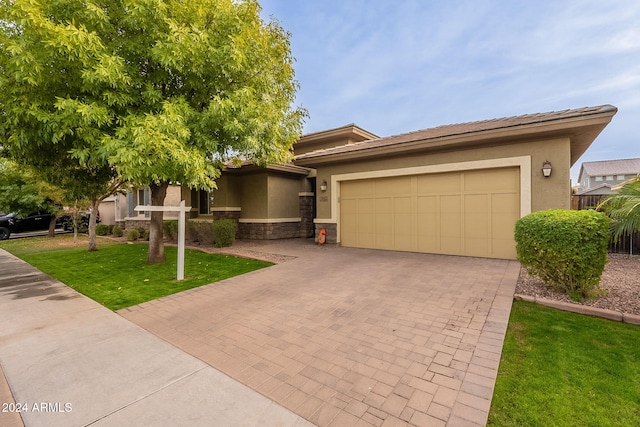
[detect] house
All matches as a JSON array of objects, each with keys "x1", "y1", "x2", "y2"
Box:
[
  {"x1": 206, "y1": 124, "x2": 378, "y2": 240},
  {"x1": 576, "y1": 158, "x2": 640, "y2": 195},
  {"x1": 121, "y1": 105, "x2": 617, "y2": 260},
  {"x1": 119, "y1": 185, "x2": 186, "y2": 228}
]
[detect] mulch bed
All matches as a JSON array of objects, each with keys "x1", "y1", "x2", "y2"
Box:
[{"x1": 516, "y1": 253, "x2": 640, "y2": 315}]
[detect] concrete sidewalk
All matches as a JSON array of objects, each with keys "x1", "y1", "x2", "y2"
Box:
[{"x1": 0, "y1": 249, "x2": 313, "y2": 427}]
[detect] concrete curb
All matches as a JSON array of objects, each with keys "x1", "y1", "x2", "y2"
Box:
[{"x1": 514, "y1": 294, "x2": 640, "y2": 325}]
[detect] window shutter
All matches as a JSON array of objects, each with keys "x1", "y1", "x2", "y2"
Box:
[
  {"x1": 144, "y1": 187, "x2": 150, "y2": 218},
  {"x1": 127, "y1": 191, "x2": 134, "y2": 217}
]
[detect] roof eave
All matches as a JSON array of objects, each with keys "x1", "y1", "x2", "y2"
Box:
[{"x1": 295, "y1": 111, "x2": 617, "y2": 168}]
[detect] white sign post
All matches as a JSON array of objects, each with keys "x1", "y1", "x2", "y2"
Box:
[{"x1": 134, "y1": 200, "x2": 192, "y2": 281}]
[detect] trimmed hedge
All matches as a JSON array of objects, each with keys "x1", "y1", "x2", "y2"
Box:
[
  {"x1": 515, "y1": 209, "x2": 610, "y2": 301},
  {"x1": 95, "y1": 224, "x2": 112, "y2": 236},
  {"x1": 163, "y1": 220, "x2": 179, "y2": 241},
  {"x1": 213, "y1": 219, "x2": 237, "y2": 248},
  {"x1": 187, "y1": 220, "x2": 215, "y2": 245},
  {"x1": 126, "y1": 229, "x2": 140, "y2": 241},
  {"x1": 112, "y1": 225, "x2": 123, "y2": 237}
]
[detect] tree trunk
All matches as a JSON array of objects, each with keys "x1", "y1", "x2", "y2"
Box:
[
  {"x1": 87, "y1": 199, "x2": 100, "y2": 252},
  {"x1": 72, "y1": 208, "x2": 78, "y2": 245},
  {"x1": 147, "y1": 181, "x2": 169, "y2": 264},
  {"x1": 47, "y1": 215, "x2": 57, "y2": 238}
]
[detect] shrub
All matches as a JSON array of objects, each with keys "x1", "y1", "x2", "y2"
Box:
[
  {"x1": 213, "y1": 219, "x2": 237, "y2": 248},
  {"x1": 141, "y1": 229, "x2": 150, "y2": 241},
  {"x1": 163, "y1": 220, "x2": 178, "y2": 241},
  {"x1": 186, "y1": 219, "x2": 215, "y2": 245},
  {"x1": 95, "y1": 224, "x2": 111, "y2": 236},
  {"x1": 515, "y1": 209, "x2": 610, "y2": 301},
  {"x1": 77, "y1": 222, "x2": 88, "y2": 234},
  {"x1": 126, "y1": 229, "x2": 140, "y2": 241},
  {"x1": 112, "y1": 225, "x2": 123, "y2": 237}
]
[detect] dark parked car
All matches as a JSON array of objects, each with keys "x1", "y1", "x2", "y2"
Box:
[
  {"x1": 58, "y1": 210, "x2": 99, "y2": 232},
  {"x1": 0, "y1": 211, "x2": 56, "y2": 240}
]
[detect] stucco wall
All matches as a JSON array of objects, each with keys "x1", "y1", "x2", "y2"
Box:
[
  {"x1": 313, "y1": 137, "x2": 572, "y2": 220},
  {"x1": 237, "y1": 173, "x2": 268, "y2": 219},
  {"x1": 100, "y1": 201, "x2": 116, "y2": 225},
  {"x1": 267, "y1": 174, "x2": 303, "y2": 218},
  {"x1": 211, "y1": 174, "x2": 242, "y2": 208},
  {"x1": 161, "y1": 185, "x2": 182, "y2": 219}
]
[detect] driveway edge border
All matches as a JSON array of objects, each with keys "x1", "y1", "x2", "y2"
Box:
[{"x1": 514, "y1": 294, "x2": 640, "y2": 325}]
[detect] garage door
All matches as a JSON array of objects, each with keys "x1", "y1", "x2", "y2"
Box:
[{"x1": 340, "y1": 168, "x2": 520, "y2": 259}]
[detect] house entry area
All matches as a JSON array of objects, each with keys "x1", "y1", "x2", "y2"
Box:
[{"x1": 340, "y1": 167, "x2": 520, "y2": 259}]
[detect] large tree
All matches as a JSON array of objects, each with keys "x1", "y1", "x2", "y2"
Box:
[
  {"x1": 0, "y1": 0, "x2": 125, "y2": 250},
  {"x1": 0, "y1": 0, "x2": 305, "y2": 264},
  {"x1": 0, "y1": 0, "x2": 305, "y2": 263}
]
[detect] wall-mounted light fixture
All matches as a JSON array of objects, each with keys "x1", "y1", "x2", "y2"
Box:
[
  {"x1": 320, "y1": 180, "x2": 328, "y2": 191},
  {"x1": 542, "y1": 160, "x2": 552, "y2": 177}
]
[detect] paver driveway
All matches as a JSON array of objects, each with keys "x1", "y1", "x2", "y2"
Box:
[{"x1": 120, "y1": 240, "x2": 520, "y2": 426}]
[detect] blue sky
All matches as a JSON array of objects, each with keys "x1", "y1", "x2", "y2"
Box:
[{"x1": 259, "y1": 0, "x2": 640, "y2": 183}]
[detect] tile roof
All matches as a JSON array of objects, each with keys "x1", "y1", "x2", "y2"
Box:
[
  {"x1": 581, "y1": 158, "x2": 640, "y2": 176},
  {"x1": 576, "y1": 183, "x2": 614, "y2": 195},
  {"x1": 295, "y1": 105, "x2": 617, "y2": 161}
]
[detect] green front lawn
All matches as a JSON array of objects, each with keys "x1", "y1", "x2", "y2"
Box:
[
  {"x1": 489, "y1": 300, "x2": 640, "y2": 426},
  {"x1": 1, "y1": 236, "x2": 272, "y2": 310}
]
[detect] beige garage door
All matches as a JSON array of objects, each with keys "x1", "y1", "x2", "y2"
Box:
[{"x1": 340, "y1": 168, "x2": 520, "y2": 259}]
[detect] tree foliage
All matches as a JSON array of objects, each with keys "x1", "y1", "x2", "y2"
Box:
[
  {"x1": 598, "y1": 178, "x2": 640, "y2": 242},
  {"x1": 0, "y1": 159, "x2": 62, "y2": 217},
  {"x1": 0, "y1": 0, "x2": 306, "y2": 263}
]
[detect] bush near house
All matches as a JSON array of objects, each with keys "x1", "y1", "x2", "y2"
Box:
[
  {"x1": 214, "y1": 219, "x2": 237, "y2": 248},
  {"x1": 163, "y1": 220, "x2": 179, "y2": 241},
  {"x1": 126, "y1": 229, "x2": 140, "y2": 241},
  {"x1": 95, "y1": 224, "x2": 113, "y2": 236},
  {"x1": 163, "y1": 219, "x2": 236, "y2": 247},
  {"x1": 515, "y1": 209, "x2": 610, "y2": 301},
  {"x1": 187, "y1": 219, "x2": 215, "y2": 245},
  {"x1": 112, "y1": 225, "x2": 123, "y2": 237}
]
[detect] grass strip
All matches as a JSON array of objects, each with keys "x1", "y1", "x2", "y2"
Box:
[
  {"x1": 489, "y1": 300, "x2": 640, "y2": 426},
  {"x1": 3, "y1": 240, "x2": 271, "y2": 310}
]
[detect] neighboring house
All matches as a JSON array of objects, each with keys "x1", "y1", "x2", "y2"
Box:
[
  {"x1": 577, "y1": 158, "x2": 640, "y2": 195},
  {"x1": 99, "y1": 194, "x2": 127, "y2": 226},
  {"x1": 122, "y1": 105, "x2": 617, "y2": 260}
]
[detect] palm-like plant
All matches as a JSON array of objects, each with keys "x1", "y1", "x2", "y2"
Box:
[{"x1": 598, "y1": 178, "x2": 640, "y2": 242}]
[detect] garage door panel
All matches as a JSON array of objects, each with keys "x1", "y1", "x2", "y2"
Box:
[
  {"x1": 374, "y1": 212, "x2": 392, "y2": 234},
  {"x1": 491, "y1": 193, "x2": 519, "y2": 252},
  {"x1": 375, "y1": 197, "x2": 392, "y2": 213},
  {"x1": 465, "y1": 168, "x2": 519, "y2": 192},
  {"x1": 465, "y1": 238, "x2": 489, "y2": 257},
  {"x1": 464, "y1": 194, "x2": 488, "y2": 239},
  {"x1": 340, "y1": 167, "x2": 519, "y2": 259},
  {"x1": 417, "y1": 173, "x2": 461, "y2": 194},
  {"x1": 342, "y1": 180, "x2": 374, "y2": 198},
  {"x1": 340, "y1": 198, "x2": 358, "y2": 247},
  {"x1": 417, "y1": 196, "x2": 438, "y2": 252},
  {"x1": 376, "y1": 176, "x2": 412, "y2": 197}
]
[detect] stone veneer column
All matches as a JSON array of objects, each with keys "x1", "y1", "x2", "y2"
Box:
[
  {"x1": 298, "y1": 193, "x2": 315, "y2": 238},
  {"x1": 314, "y1": 223, "x2": 337, "y2": 244}
]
